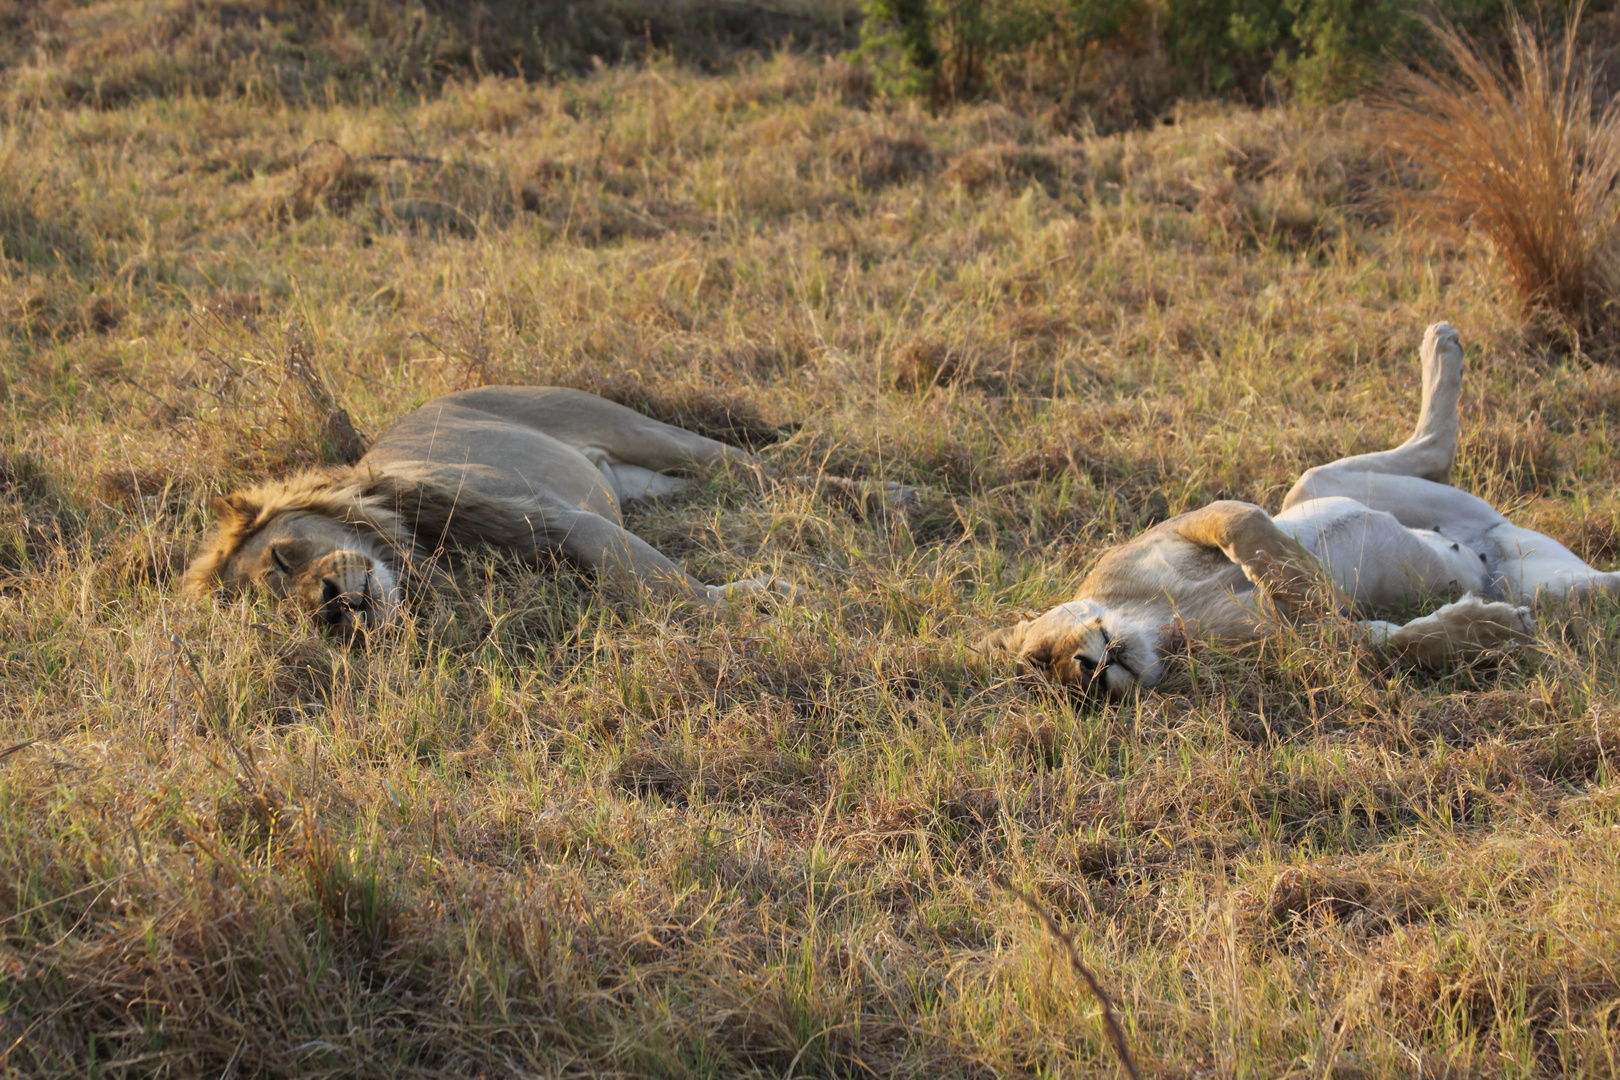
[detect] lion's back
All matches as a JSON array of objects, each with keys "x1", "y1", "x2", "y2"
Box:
[{"x1": 362, "y1": 390, "x2": 624, "y2": 520}]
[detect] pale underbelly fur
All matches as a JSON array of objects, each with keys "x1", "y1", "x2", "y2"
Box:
[{"x1": 1273, "y1": 496, "x2": 1490, "y2": 610}]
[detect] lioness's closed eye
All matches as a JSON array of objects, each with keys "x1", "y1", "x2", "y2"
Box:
[
  {"x1": 981, "y1": 601, "x2": 1165, "y2": 697},
  {"x1": 985, "y1": 323, "x2": 1601, "y2": 697}
]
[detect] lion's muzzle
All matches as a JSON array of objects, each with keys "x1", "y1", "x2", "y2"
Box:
[{"x1": 300, "y1": 550, "x2": 400, "y2": 634}]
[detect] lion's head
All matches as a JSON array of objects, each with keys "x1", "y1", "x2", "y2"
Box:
[
  {"x1": 980, "y1": 600, "x2": 1165, "y2": 698},
  {"x1": 180, "y1": 472, "x2": 413, "y2": 635},
  {"x1": 183, "y1": 467, "x2": 562, "y2": 634}
]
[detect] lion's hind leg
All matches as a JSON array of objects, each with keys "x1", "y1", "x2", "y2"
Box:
[
  {"x1": 579, "y1": 412, "x2": 763, "y2": 507},
  {"x1": 1359, "y1": 594, "x2": 1533, "y2": 668}
]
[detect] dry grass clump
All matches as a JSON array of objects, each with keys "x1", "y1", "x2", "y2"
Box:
[
  {"x1": 0, "y1": 0, "x2": 858, "y2": 109},
  {"x1": 1380, "y1": 14, "x2": 1620, "y2": 332},
  {"x1": 4, "y1": 36, "x2": 1620, "y2": 1080}
]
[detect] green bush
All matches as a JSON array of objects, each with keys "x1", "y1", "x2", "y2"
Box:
[
  {"x1": 860, "y1": 0, "x2": 1146, "y2": 101},
  {"x1": 858, "y1": 0, "x2": 1598, "y2": 107},
  {"x1": 1162, "y1": 0, "x2": 1291, "y2": 97}
]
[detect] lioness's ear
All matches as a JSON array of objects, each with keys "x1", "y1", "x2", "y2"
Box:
[
  {"x1": 211, "y1": 493, "x2": 258, "y2": 525},
  {"x1": 978, "y1": 620, "x2": 1032, "y2": 657}
]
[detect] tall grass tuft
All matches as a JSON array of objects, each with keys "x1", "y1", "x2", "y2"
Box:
[{"x1": 1379, "y1": 13, "x2": 1620, "y2": 330}]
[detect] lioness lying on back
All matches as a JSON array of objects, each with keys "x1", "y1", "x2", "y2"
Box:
[
  {"x1": 984, "y1": 323, "x2": 1618, "y2": 696},
  {"x1": 182, "y1": 386, "x2": 911, "y2": 632}
]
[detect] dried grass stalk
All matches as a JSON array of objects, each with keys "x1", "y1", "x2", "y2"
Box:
[
  {"x1": 1379, "y1": 11, "x2": 1620, "y2": 329},
  {"x1": 281, "y1": 332, "x2": 366, "y2": 465},
  {"x1": 1000, "y1": 877, "x2": 1142, "y2": 1080}
]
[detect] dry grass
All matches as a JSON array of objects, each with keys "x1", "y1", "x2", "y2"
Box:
[
  {"x1": 1379, "y1": 13, "x2": 1620, "y2": 332},
  {"x1": 0, "y1": 0, "x2": 861, "y2": 108},
  {"x1": 2, "y1": 13, "x2": 1620, "y2": 1078}
]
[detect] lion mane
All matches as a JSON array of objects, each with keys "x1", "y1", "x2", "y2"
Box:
[{"x1": 179, "y1": 466, "x2": 555, "y2": 597}]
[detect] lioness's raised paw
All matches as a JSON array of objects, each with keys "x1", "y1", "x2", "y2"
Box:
[{"x1": 1382, "y1": 593, "x2": 1533, "y2": 667}]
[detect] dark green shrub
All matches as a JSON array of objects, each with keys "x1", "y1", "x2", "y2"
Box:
[
  {"x1": 857, "y1": 0, "x2": 1598, "y2": 109},
  {"x1": 864, "y1": 0, "x2": 944, "y2": 96},
  {"x1": 1162, "y1": 0, "x2": 1293, "y2": 97},
  {"x1": 860, "y1": 0, "x2": 1150, "y2": 101},
  {"x1": 1279, "y1": 0, "x2": 1410, "y2": 99}
]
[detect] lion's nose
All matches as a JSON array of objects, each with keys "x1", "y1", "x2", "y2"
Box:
[{"x1": 314, "y1": 575, "x2": 370, "y2": 628}]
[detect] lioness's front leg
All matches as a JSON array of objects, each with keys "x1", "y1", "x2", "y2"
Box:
[
  {"x1": 1172, "y1": 501, "x2": 1322, "y2": 610},
  {"x1": 1358, "y1": 594, "x2": 1532, "y2": 667}
]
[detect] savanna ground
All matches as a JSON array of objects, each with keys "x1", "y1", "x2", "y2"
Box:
[{"x1": 5, "y1": 4, "x2": 1620, "y2": 1077}]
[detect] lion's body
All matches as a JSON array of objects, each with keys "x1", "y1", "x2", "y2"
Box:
[
  {"x1": 182, "y1": 387, "x2": 784, "y2": 631},
  {"x1": 363, "y1": 387, "x2": 741, "y2": 523},
  {"x1": 988, "y1": 323, "x2": 1619, "y2": 696}
]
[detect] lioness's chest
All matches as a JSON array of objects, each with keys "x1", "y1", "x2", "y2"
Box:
[{"x1": 1080, "y1": 525, "x2": 1254, "y2": 609}]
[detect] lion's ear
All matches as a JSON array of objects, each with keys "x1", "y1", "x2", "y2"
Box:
[
  {"x1": 978, "y1": 619, "x2": 1032, "y2": 658},
  {"x1": 211, "y1": 493, "x2": 258, "y2": 526}
]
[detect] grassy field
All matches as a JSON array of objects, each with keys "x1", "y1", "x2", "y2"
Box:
[{"x1": 5, "y1": 8, "x2": 1620, "y2": 1077}]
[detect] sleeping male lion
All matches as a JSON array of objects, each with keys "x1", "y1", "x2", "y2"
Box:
[
  {"x1": 182, "y1": 386, "x2": 907, "y2": 632},
  {"x1": 984, "y1": 322, "x2": 1618, "y2": 696}
]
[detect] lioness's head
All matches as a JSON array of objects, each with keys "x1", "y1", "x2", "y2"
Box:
[
  {"x1": 981, "y1": 600, "x2": 1163, "y2": 698},
  {"x1": 181, "y1": 475, "x2": 405, "y2": 636}
]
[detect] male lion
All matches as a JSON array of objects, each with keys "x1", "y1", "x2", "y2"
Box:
[
  {"x1": 984, "y1": 322, "x2": 1618, "y2": 696},
  {"x1": 182, "y1": 386, "x2": 907, "y2": 632}
]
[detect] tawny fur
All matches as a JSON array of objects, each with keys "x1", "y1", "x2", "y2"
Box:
[
  {"x1": 985, "y1": 322, "x2": 1617, "y2": 697},
  {"x1": 179, "y1": 466, "x2": 544, "y2": 598},
  {"x1": 183, "y1": 385, "x2": 917, "y2": 629}
]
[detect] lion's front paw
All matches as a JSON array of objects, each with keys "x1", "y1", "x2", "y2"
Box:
[{"x1": 708, "y1": 576, "x2": 799, "y2": 603}]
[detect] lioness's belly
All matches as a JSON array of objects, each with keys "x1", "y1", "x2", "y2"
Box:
[{"x1": 1275, "y1": 497, "x2": 1489, "y2": 607}]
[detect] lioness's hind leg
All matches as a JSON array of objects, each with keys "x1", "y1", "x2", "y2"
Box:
[
  {"x1": 1284, "y1": 322, "x2": 1464, "y2": 509},
  {"x1": 1411, "y1": 320, "x2": 1466, "y2": 479},
  {"x1": 1483, "y1": 522, "x2": 1620, "y2": 603}
]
